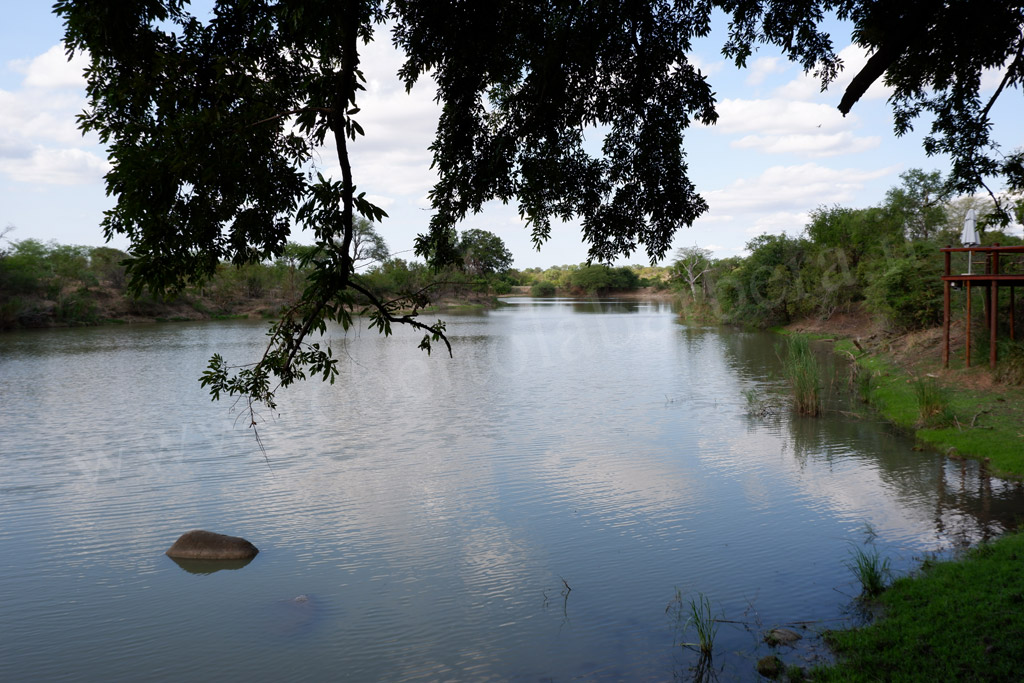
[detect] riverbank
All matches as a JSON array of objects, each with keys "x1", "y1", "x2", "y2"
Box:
[
  {"x1": 811, "y1": 528, "x2": 1024, "y2": 681},
  {"x1": 781, "y1": 311, "x2": 1024, "y2": 681},
  {"x1": 786, "y1": 309, "x2": 1024, "y2": 480}
]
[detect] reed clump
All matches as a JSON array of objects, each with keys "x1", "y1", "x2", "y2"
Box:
[
  {"x1": 668, "y1": 589, "x2": 720, "y2": 656},
  {"x1": 913, "y1": 377, "x2": 952, "y2": 427},
  {"x1": 845, "y1": 544, "x2": 891, "y2": 598},
  {"x1": 781, "y1": 335, "x2": 822, "y2": 416}
]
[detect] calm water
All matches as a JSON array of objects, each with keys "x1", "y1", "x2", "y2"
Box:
[{"x1": 1, "y1": 298, "x2": 1021, "y2": 681}]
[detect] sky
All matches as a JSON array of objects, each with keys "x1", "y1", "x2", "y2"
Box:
[{"x1": 1, "y1": 3, "x2": 1021, "y2": 269}]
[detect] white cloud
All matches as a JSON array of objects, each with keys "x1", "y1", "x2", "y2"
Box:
[
  {"x1": 732, "y1": 131, "x2": 881, "y2": 157},
  {"x1": 0, "y1": 86, "x2": 88, "y2": 146},
  {"x1": 0, "y1": 44, "x2": 104, "y2": 186},
  {"x1": 702, "y1": 163, "x2": 894, "y2": 215},
  {"x1": 775, "y1": 43, "x2": 893, "y2": 106},
  {"x1": 0, "y1": 145, "x2": 109, "y2": 185},
  {"x1": 8, "y1": 43, "x2": 88, "y2": 90},
  {"x1": 746, "y1": 56, "x2": 786, "y2": 86},
  {"x1": 741, "y1": 211, "x2": 810, "y2": 238},
  {"x1": 315, "y1": 36, "x2": 441, "y2": 200},
  {"x1": 688, "y1": 53, "x2": 726, "y2": 77},
  {"x1": 711, "y1": 98, "x2": 850, "y2": 135}
]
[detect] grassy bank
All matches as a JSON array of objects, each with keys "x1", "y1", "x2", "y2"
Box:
[
  {"x1": 833, "y1": 338, "x2": 1024, "y2": 479},
  {"x1": 813, "y1": 531, "x2": 1024, "y2": 681}
]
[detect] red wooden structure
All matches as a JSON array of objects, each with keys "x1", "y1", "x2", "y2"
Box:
[{"x1": 941, "y1": 245, "x2": 1024, "y2": 369}]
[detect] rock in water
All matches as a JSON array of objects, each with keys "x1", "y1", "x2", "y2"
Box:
[
  {"x1": 765, "y1": 627, "x2": 803, "y2": 645},
  {"x1": 166, "y1": 530, "x2": 259, "y2": 560},
  {"x1": 756, "y1": 655, "x2": 784, "y2": 679}
]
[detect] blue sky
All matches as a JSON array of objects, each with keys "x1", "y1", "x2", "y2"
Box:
[{"x1": 1, "y1": 4, "x2": 1021, "y2": 269}]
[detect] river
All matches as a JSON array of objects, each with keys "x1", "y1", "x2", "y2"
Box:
[{"x1": 1, "y1": 298, "x2": 1021, "y2": 681}]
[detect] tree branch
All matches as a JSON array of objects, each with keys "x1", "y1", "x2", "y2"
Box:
[
  {"x1": 248, "y1": 106, "x2": 336, "y2": 128},
  {"x1": 981, "y1": 40, "x2": 1023, "y2": 121},
  {"x1": 347, "y1": 278, "x2": 453, "y2": 357},
  {"x1": 838, "y1": 40, "x2": 907, "y2": 115}
]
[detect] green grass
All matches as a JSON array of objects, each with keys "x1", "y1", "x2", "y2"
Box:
[
  {"x1": 814, "y1": 531, "x2": 1024, "y2": 682},
  {"x1": 684, "y1": 593, "x2": 719, "y2": 655}
]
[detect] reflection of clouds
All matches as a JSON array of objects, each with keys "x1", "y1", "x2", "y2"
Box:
[{"x1": 6, "y1": 307, "x2": 1024, "y2": 679}]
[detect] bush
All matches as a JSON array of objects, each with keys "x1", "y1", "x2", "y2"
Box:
[
  {"x1": 530, "y1": 280, "x2": 556, "y2": 297},
  {"x1": 865, "y1": 243, "x2": 943, "y2": 331},
  {"x1": 56, "y1": 291, "x2": 99, "y2": 325},
  {"x1": 566, "y1": 264, "x2": 639, "y2": 293}
]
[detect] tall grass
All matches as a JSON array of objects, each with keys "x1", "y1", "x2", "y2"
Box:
[
  {"x1": 845, "y1": 545, "x2": 891, "y2": 598},
  {"x1": 913, "y1": 377, "x2": 951, "y2": 427},
  {"x1": 853, "y1": 365, "x2": 874, "y2": 403},
  {"x1": 668, "y1": 590, "x2": 720, "y2": 656},
  {"x1": 995, "y1": 338, "x2": 1024, "y2": 385},
  {"x1": 781, "y1": 335, "x2": 822, "y2": 416}
]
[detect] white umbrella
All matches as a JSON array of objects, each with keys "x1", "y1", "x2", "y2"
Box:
[
  {"x1": 962, "y1": 208, "x2": 979, "y2": 274},
  {"x1": 962, "y1": 208, "x2": 980, "y2": 246}
]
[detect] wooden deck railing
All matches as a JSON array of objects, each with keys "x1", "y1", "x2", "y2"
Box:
[{"x1": 940, "y1": 245, "x2": 1024, "y2": 368}]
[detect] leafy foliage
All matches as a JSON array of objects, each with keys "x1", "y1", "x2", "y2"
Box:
[
  {"x1": 865, "y1": 243, "x2": 944, "y2": 331},
  {"x1": 456, "y1": 229, "x2": 513, "y2": 276},
  {"x1": 566, "y1": 264, "x2": 640, "y2": 294},
  {"x1": 884, "y1": 169, "x2": 950, "y2": 241}
]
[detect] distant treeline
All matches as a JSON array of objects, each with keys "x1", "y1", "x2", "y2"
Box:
[
  {"x1": 0, "y1": 222, "x2": 669, "y2": 330},
  {"x1": 668, "y1": 169, "x2": 1024, "y2": 333}
]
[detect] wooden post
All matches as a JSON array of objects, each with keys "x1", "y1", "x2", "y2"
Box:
[
  {"x1": 991, "y1": 281, "x2": 998, "y2": 368},
  {"x1": 991, "y1": 246, "x2": 1000, "y2": 369},
  {"x1": 943, "y1": 248, "x2": 951, "y2": 368},
  {"x1": 1011, "y1": 286, "x2": 1016, "y2": 341},
  {"x1": 966, "y1": 281, "x2": 972, "y2": 368},
  {"x1": 943, "y1": 280, "x2": 951, "y2": 367}
]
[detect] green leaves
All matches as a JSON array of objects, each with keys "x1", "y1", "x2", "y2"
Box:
[{"x1": 393, "y1": 0, "x2": 719, "y2": 267}]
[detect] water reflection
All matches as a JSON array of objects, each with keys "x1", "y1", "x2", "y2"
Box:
[
  {"x1": 723, "y1": 334, "x2": 1024, "y2": 548},
  {"x1": 169, "y1": 556, "x2": 255, "y2": 574},
  {"x1": 1, "y1": 305, "x2": 1022, "y2": 681}
]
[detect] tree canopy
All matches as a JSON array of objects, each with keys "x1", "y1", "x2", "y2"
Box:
[
  {"x1": 54, "y1": 0, "x2": 1024, "y2": 417},
  {"x1": 457, "y1": 229, "x2": 513, "y2": 276}
]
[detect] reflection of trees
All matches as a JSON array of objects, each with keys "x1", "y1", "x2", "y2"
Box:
[
  {"x1": 717, "y1": 330, "x2": 1024, "y2": 545},
  {"x1": 784, "y1": 389, "x2": 1024, "y2": 545}
]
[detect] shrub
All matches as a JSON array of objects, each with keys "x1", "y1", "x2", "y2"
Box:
[
  {"x1": 491, "y1": 279, "x2": 512, "y2": 295},
  {"x1": 864, "y1": 243, "x2": 943, "y2": 331},
  {"x1": 530, "y1": 280, "x2": 557, "y2": 297}
]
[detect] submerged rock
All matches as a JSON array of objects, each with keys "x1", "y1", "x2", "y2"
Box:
[
  {"x1": 165, "y1": 529, "x2": 259, "y2": 560},
  {"x1": 267, "y1": 594, "x2": 321, "y2": 639},
  {"x1": 756, "y1": 655, "x2": 784, "y2": 679},
  {"x1": 765, "y1": 627, "x2": 803, "y2": 646}
]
